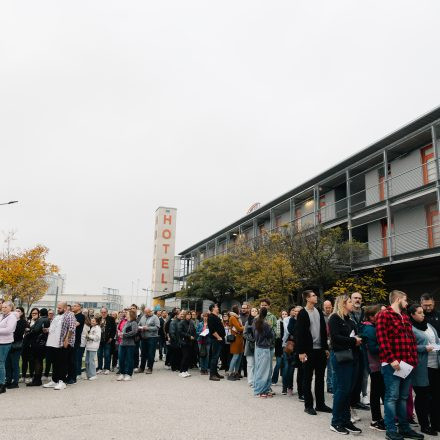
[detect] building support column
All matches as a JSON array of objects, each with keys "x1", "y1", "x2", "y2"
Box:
[
  {"x1": 346, "y1": 169, "x2": 352, "y2": 243},
  {"x1": 431, "y1": 125, "x2": 440, "y2": 212},
  {"x1": 383, "y1": 150, "x2": 393, "y2": 262}
]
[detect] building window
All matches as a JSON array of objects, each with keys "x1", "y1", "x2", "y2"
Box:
[
  {"x1": 318, "y1": 195, "x2": 326, "y2": 223},
  {"x1": 426, "y1": 203, "x2": 439, "y2": 248},
  {"x1": 421, "y1": 144, "x2": 436, "y2": 185},
  {"x1": 378, "y1": 165, "x2": 391, "y2": 201}
]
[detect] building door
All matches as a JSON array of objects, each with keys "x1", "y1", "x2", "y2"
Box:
[
  {"x1": 426, "y1": 203, "x2": 440, "y2": 248},
  {"x1": 421, "y1": 144, "x2": 436, "y2": 185}
]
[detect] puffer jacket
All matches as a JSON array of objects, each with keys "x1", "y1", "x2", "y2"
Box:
[{"x1": 86, "y1": 325, "x2": 101, "y2": 351}]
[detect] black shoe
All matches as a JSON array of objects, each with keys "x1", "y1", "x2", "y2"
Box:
[
  {"x1": 305, "y1": 407, "x2": 317, "y2": 415},
  {"x1": 26, "y1": 381, "x2": 42, "y2": 387},
  {"x1": 353, "y1": 402, "x2": 370, "y2": 410},
  {"x1": 421, "y1": 427, "x2": 437, "y2": 436},
  {"x1": 316, "y1": 405, "x2": 332, "y2": 413},
  {"x1": 215, "y1": 373, "x2": 224, "y2": 379},
  {"x1": 330, "y1": 425, "x2": 349, "y2": 435},
  {"x1": 344, "y1": 422, "x2": 362, "y2": 435},
  {"x1": 227, "y1": 375, "x2": 237, "y2": 381},
  {"x1": 281, "y1": 388, "x2": 287, "y2": 395},
  {"x1": 65, "y1": 379, "x2": 76, "y2": 385},
  {"x1": 298, "y1": 395, "x2": 305, "y2": 401},
  {"x1": 0, "y1": 385, "x2": 6, "y2": 394},
  {"x1": 408, "y1": 418, "x2": 420, "y2": 427},
  {"x1": 209, "y1": 375, "x2": 220, "y2": 381},
  {"x1": 6, "y1": 382, "x2": 19, "y2": 389},
  {"x1": 398, "y1": 429, "x2": 424, "y2": 439},
  {"x1": 370, "y1": 420, "x2": 386, "y2": 432},
  {"x1": 386, "y1": 432, "x2": 404, "y2": 440}
]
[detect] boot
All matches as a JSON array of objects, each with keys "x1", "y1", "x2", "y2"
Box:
[{"x1": 0, "y1": 384, "x2": 6, "y2": 394}]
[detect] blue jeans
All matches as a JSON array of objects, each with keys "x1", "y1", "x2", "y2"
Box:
[
  {"x1": 75, "y1": 346, "x2": 85, "y2": 377},
  {"x1": 382, "y1": 364, "x2": 412, "y2": 433},
  {"x1": 118, "y1": 345, "x2": 135, "y2": 376},
  {"x1": 210, "y1": 339, "x2": 223, "y2": 376},
  {"x1": 254, "y1": 346, "x2": 272, "y2": 395},
  {"x1": 0, "y1": 344, "x2": 12, "y2": 385},
  {"x1": 85, "y1": 350, "x2": 97, "y2": 378},
  {"x1": 229, "y1": 353, "x2": 242, "y2": 373},
  {"x1": 326, "y1": 354, "x2": 334, "y2": 391},
  {"x1": 140, "y1": 337, "x2": 158, "y2": 370},
  {"x1": 5, "y1": 348, "x2": 21, "y2": 384},
  {"x1": 282, "y1": 352, "x2": 294, "y2": 389},
  {"x1": 271, "y1": 356, "x2": 283, "y2": 384},
  {"x1": 199, "y1": 342, "x2": 210, "y2": 371},
  {"x1": 331, "y1": 352, "x2": 357, "y2": 427},
  {"x1": 97, "y1": 342, "x2": 112, "y2": 371}
]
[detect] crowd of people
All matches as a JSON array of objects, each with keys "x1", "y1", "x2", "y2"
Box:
[{"x1": 1, "y1": 291, "x2": 440, "y2": 440}]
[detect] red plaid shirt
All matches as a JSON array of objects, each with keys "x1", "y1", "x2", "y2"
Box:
[{"x1": 376, "y1": 306, "x2": 418, "y2": 367}]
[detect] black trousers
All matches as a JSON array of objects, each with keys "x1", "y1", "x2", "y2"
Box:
[
  {"x1": 21, "y1": 345, "x2": 35, "y2": 378},
  {"x1": 180, "y1": 345, "x2": 191, "y2": 373},
  {"x1": 169, "y1": 346, "x2": 181, "y2": 371},
  {"x1": 220, "y1": 344, "x2": 231, "y2": 370},
  {"x1": 428, "y1": 368, "x2": 440, "y2": 430},
  {"x1": 350, "y1": 352, "x2": 364, "y2": 406},
  {"x1": 44, "y1": 347, "x2": 54, "y2": 376},
  {"x1": 370, "y1": 371, "x2": 385, "y2": 421},
  {"x1": 302, "y1": 349, "x2": 327, "y2": 409},
  {"x1": 50, "y1": 346, "x2": 72, "y2": 383},
  {"x1": 296, "y1": 361, "x2": 304, "y2": 396},
  {"x1": 413, "y1": 385, "x2": 431, "y2": 429}
]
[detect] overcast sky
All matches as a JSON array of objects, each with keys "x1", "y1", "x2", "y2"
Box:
[{"x1": 1, "y1": 1, "x2": 439, "y2": 302}]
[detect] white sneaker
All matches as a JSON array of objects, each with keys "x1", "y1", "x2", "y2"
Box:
[
  {"x1": 97, "y1": 370, "x2": 103, "y2": 374},
  {"x1": 117, "y1": 374, "x2": 124, "y2": 381},
  {"x1": 25, "y1": 378, "x2": 33, "y2": 384},
  {"x1": 185, "y1": 372, "x2": 191, "y2": 377},
  {"x1": 103, "y1": 370, "x2": 110, "y2": 375},
  {"x1": 43, "y1": 380, "x2": 57, "y2": 388},
  {"x1": 361, "y1": 395, "x2": 370, "y2": 405},
  {"x1": 165, "y1": 366, "x2": 171, "y2": 370},
  {"x1": 178, "y1": 372, "x2": 186, "y2": 377},
  {"x1": 133, "y1": 368, "x2": 139, "y2": 373},
  {"x1": 54, "y1": 381, "x2": 66, "y2": 390},
  {"x1": 123, "y1": 375, "x2": 132, "y2": 381},
  {"x1": 89, "y1": 376, "x2": 97, "y2": 381}
]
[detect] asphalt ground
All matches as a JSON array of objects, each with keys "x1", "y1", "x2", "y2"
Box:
[{"x1": 0, "y1": 361, "x2": 386, "y2": 440}]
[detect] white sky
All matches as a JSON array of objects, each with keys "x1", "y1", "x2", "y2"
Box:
[{"x1": 1, "y1": 1, "x2": 440, "y2": 301}]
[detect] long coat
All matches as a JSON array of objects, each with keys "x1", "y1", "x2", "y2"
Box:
[{"x1": 229, "y1": 313, "x2": 244, "y2": 355}]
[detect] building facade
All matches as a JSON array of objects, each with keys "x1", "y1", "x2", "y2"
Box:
[{"x1": 178, "y1": 107, "x2": 440, "y2": 298}]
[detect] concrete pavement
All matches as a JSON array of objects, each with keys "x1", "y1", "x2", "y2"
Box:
[{"x1": 0, "y1": 362, "x2": 385, "y2": 440}]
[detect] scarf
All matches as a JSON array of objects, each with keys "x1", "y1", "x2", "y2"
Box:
[{"x1": 411, "y1": 317, "x2": 428, "y2": 332}]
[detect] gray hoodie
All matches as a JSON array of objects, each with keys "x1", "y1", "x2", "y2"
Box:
[{"x1": 138, "y1": 314, "x2": 160, "y2": 339}]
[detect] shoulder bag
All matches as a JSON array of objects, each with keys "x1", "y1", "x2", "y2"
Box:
[{"x1": 334, "y1": 349, "x2": 353, "y2": 363}]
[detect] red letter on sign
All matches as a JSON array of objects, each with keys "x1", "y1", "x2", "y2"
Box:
[
  {"x1": 163, "y1": 244, "x2": 170, "y2": 254},
  {"x1": 164, "y1": 215, "x2": 172, "y2": 225},
  {"x1": 162, "y1": 258, "x2": 169, "y2": 269},
  {"x1": 162, "y1": 229, "x2": 171, "y2": 239},
  {"x1": 161, "y1": 273, "x2": 166, "y2": 284}
]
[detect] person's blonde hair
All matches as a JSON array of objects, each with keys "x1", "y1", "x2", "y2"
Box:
[
  {"x1": 2, "y1": 300, "x2": 15, "y2": 311},
  {"x1": 333, "y1": 294, "x2": 350, "y2": 319},
  {"x1": 389, "y1": 290, "x2": 406, "y2": 305}
]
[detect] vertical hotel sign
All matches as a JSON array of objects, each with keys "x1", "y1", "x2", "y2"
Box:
[{"x1": 152, "y1": 207, "x2": 177, "y2": 300}]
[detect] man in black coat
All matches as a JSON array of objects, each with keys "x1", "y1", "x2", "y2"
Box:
[
  {"x1": 296, "y1": 290, "x2": 332, "y2": 416},
  {"x1": 421, "y1": 293, "x2": 440, "y2": 335},
  {"x1": 97, "y1": 307, "x2": 116, "y2": 374}
]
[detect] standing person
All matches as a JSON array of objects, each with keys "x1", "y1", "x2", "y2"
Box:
[
  {"x1": 328, "y1": 294, "x2": 363, "y2": 435},
  {"x1": 158, "y1": 310, "x2": 166, "y2": 361},
  {"x1": 117, "y1": 309, "x2": 138, "y2": 381},
  {"x1": 288, "y1": 305, "x2": 305, "y2": 400},
  {"x1": 43, "y1": 302, "x2": 76, "y2": 390},
  {"x1": 178, "y1": 311, "x2": 196, "y2": 378},
  {"x1": 252, "y1": 308, "x2": 275, "y2": 398},
  {"x1": 239, "y1": 302, "x2": 250, "y2": 377},
  {"x1": 361, "y1": 305, "x2": 386, "y2": 432},
  {"x1": 296, "y1": 290, "x2": 332, "y2": 415},
  {"x1": 272, "y1": 310, "x2": 287, "y2": 386},
  {"x1": 5, "y1": 306, "x2": 26, "y2": 389},
  {"x1": 110, "y1": 311, "x2": 120, "y2": 372},
  {"x1": 259, "y1": 298, "x2": 279, "y2": 384},
  {"x1": 129, "y1": 304, "x2": 141, "y2": 373},
  {"x1": 169, "y1": 310, "x2": 182, "y2": 372},
  {"x1": 349, "y1": 292, "x2": 369, "y2": 410},
  {"x1": 26, "y1": 308, "x2": 50, "y2": 387},
  {"x1": 138, "y1": 307, "x2": 160, "y2": 374},
  {"x1": 196, "y1": 313, "x2": 210, "y2": 375},
  {"x1": 323, "y1": 300, "x2": 334, "y2": 394},
  {"x1": 22, "y1": 308, "x2": 38, "y2": 383},
  {"x1": 227, "y1": 305, "x2": 244, "y2": 381},
  {"x1": 0, "y1": 301, "x2": 18, "y2": 394},
  {"x1": 420, "y1": 294, "x2": 440, "y2": 335},
  {"x1": 85, "y1": 317, "x2": 101, "y2": 380},
  {"x1": 376, "y1": 290, "x2": 423, "y2": 440},
  {"x1": 80, "y1": 316, "x2": 91, "y2": 378},
  {"x1": 115, "y1": 310, "x2": 127, "y2": 373},
  {"x1": 97, "y1": 307, "x2": 116, "y2": 375},
  {"x1": 282, "y1": 306, "x2": 296, "y2": 396},
  {"x1": 220, "y1": 312, "x2": 231, "y2": 371},
  {"x1": 43, "y1": 309, "x2": 55, "y2": 380},
  {"x1": 244, "y1": 307, "x2": 258, "y2": 386},
  {"x1": 71, "y1": 303, "x2": 85, "y2": 383},
  {"x1": 409, "y1": 304, "x2": 440, "y2": 436},
  {"x1": 207, "y1": 303, "x2": 225, "y2": 381}
]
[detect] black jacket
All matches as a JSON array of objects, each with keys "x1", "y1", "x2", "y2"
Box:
[
  {"x1": 295, "y1": 307, "x2": 329, "y2": 354},
  {"x1": 101, "y1": 315, "x2": 117, "y2": 342},
  {"x1": 13, "y1": 318, "x2": 27, "y2": 344},
  {"x1": 425, "y1": 310, "x2": 440, "y2": 336},
  {"x1": 207, "y1": 313, "x2": 225, "y2": 340},
  {"x1": 328, "y1": 314, "x2": 357, "y2": 352},
  {"x1": 178, "y1": 319, "x2": 196, "y2": 346}
]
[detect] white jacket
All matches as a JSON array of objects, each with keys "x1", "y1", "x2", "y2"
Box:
[
  {"x1": 81, "y1": 324, "x2": 90, "y2": 348},
  {"x1": 85, "y1": 325, "x2": 101, "y2": 351}
]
